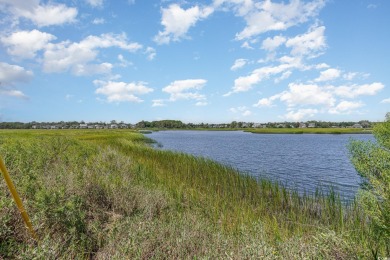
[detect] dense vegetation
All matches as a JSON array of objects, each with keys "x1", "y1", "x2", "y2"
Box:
[
  {"x1": 0, "y1": 128, "x2": 388, "y2": 258},
  {"x1": 349, "y1": 118, "x2": 390, "y2": 257}
]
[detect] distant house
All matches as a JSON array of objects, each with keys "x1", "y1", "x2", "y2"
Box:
[
  {"x1": 80, "y1": 123, "x2": 88, "y2": 129},
  {"x1": 352, "y1": 123, "x2": 363, "y2": 128},
  {"x1": 88, "y1": 125, "x2": 94, "y2": 129},
  {"x1": 32, "y1": 125, "x2": 37, "y2": 129},
  {"x1": 110, "y1": 124, "x2": 118, "y2": 129},
  {"x1": 299, "y1": 123, "x2": 307, "y2": 128},
  {"x1": 50, "y1": 126, "x2": 58, "y2": 129},
  {"x1": 120, "y1": 124, "x2": 128, "y2": 129},
  {"x1": 308, "y1": 123, "x2": 316, "y2": 128}
]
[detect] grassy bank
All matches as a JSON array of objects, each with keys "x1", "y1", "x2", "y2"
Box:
[
  {"x1": 246, "y1": 127, "x2": 372, "y2": 134},
  {"x1": 0, "y1": 130, "x2": 383, "y2": 258}
]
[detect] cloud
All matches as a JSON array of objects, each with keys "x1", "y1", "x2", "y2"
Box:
[
  {"x1": 43, "y1": 33, "x2": 142, "y2": 74},
  {"x1": 279, "y1": 83, "x2": 335, "y2": 107},
  {"x1": 241, "y1": 41, "x2": 254, "y2": 49},
  {"x1": 73, "y1": 63, "x2": 113, "y2": 76},
  {"x1": 315, "y1": 68, "x2": 341, "y2": 82},
  {"x1": 285, "y1": 25, "x2": 326, "y2": 57},
  {"x1": 86, "y1": 0, "x2": 103, "y2": 8},
  {"x1": 163, "y1": 79, "x2": 207, "y2": 101},
  {"x1": 1, "y1": 29, "x2": 56, "y2": 59},
  {"x1": 154, "y1": 4, "x2": 214, "y2": 44},
  {"x1": 253, "y1": 97, "x2": 274, "y2": 107},
  {"x1": 214, "y1": 0, "x2": 254, "y2": 17},
  {"x1": 94, "y1": 80, "x2": 153, "y2": 103},
  {"x1": 152, "y1": 99, "x2": 166, "y2": 107},
  {"x1": 343, "y1": 72, "x2": 357, "y2": 81},
  {"x1": 381, "y1": 98, "x2": 390, "y2": 104},
  {"x1": 261, "y1": 35, "x2": 286, "y2": 51},
  {"x1": 225, "y1": 55, "x2": 302, "y2": 96},
  {"x1": 230, "y1": 106, "x2": 252, "y2": 116},
  {"x1": 333, "y1": 82, "x2": 384, "y2": 98},
  {"x1": 0, "y1": 89, "x2": 28, "y2": 99},
  {"x1": 0, "y1": 0, "x2": 77, "y2": 27},
  {"x1": 284, "y1": 108, "x2": 318, "y2": 121},
  {"x1": 230, "y1": 58, "x2": 248, "y2": 71},
  {"x1": 0, "y1": 62, "x2": 33, "y2": 85},
  {"x1": 195, "y1": 101, "x2": 208, "y2": 106},
  {"x1": 274, "y1": 70, "x2": 292, "y2": 83},
  {"x1": 145, "y1": 47, "x2": 156, "y2": 60},
  {"x1": 0, "y1": 62, "x2": 33, "y2": 99},
  {"x1": 315, "y1": 63, "x2": 330, "y2": 69},
  {"x1": 92, "y1": 18, "x2": 105, "y2": 24},
  {"x1": 329, "y1": 101, "x2": 364, "y2": 114},
  {"x1": 117, "y1": 54, "x2": 133, "y2": 67},
  {"x1": 254, "y1": 83, "x2": 335, "y2": 109},
  {"x1": 234, "y1": 0, "x2": 325, "y2": 40}
]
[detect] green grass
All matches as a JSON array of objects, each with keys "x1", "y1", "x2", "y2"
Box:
[
  {"x1": 0, "y1": 129, "x2": 384, "y2": 258},
  {"x1": 246, "y1": 127, "x2": 372, "y2": 134}
]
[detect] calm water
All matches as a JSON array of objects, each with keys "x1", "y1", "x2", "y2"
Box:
[{"x1": 149, "y1": 130, "x2": 375, "y2": 200}]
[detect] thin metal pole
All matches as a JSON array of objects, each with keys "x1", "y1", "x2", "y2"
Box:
[{"x1": 0, "y1": 156, "x2": 38, "y2": 241}]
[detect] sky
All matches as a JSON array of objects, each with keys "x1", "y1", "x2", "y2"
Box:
[{"x1": 0, "y1": 0, "x2": 389, "y2": 123}]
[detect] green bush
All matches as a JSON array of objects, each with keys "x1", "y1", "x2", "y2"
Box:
[{"x1": 349, "y1": 116, "x2": 390, "y2": 257}]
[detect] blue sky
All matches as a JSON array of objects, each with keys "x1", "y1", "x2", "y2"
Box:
[{"x1": 0, "y1": 0, "x2": 389, "y2": 123}]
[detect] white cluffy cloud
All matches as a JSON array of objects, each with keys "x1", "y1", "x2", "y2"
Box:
[
  {"x1": 261, "y1": 35, "x2": 286, "y2": 51},
  {"x1": 230, "y1": 58, "x2": 248, "y2": 71},
  {"x1": 329, "y1": 101, "x2": 364, "y2": 114},
  {"x1": 0, "y1": 0, "x2": 77, "y2": 27},
  {"x1": 0, "y1": 62, "x2": 33, "y2": 85},
  {"x1": 315, "y1": 68, "x2": 341, "y2": 82},
  {"x1": 154, "y1": 4, "x2": 213, "y2": 44},
  {"x1": 230, "y1": 106, "x2": 252, "y2": 117},
  {"x1": 225, "y1": 55, "x2": 303, "y2": 96},
  {"x1": 284, "y1": 108, "x2": 318, "y2": 121},
  {"x1": 285, "y1": 25, "x2": 326, "y2": 57},
  {"x1": 92, "y1": 18, "x2": 105, "y2": 24},
  {"x1": 94, "y1": 80, "x2": 153, "y2": 103},
  {"x1": 1, "y1": 29, "x2": 56, "y2": 59},
  {"x1": 253, "y1": 79, "x2": 384, "y2": 120},
  {"x1": 152, "y1": 99, "x2": 166, "y2": 107},
  {"x1": 43, "y1": 33, "x2": 142, "y2": 75},
  {"x1": 226, "y1": 24, "x2": 326, "y2": 96},
  {"x1": 233, "y1": 0, "x2": 325, "y2": 40},
  {"x1": 163, "y1": 79, "x2": 207, "y2": 102},
  {"x1": 381, "y1": 98, "x2": 390, "y2": 104},
  {"x1": 332, "y1": 82, "x2": 384, "y2": 98},
  {"x1": 86, "y1": 0, "x2": 103, "y2": 8},
  {"x1": 0, "y1": 62, "x2": 33, "y2": 99},
  {"x1": 1, "y1": 29, "x2": 146, "y2": 76}
]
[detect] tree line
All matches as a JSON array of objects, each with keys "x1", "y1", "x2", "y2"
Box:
[{"x1": 0, "y1": 119, "x2": 376, "y2": 129}]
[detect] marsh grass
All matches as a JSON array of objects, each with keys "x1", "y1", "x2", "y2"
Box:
[{"x1": 0, "y1": 130, "x2": 381, "y2": 258}]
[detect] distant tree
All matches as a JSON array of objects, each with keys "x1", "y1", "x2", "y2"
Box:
[
  {"x1": 230, "y1": 121, "x2": 237, "y2": 128},
  {"x1": 349, "y1": 114, "x2": 390, "y2": 257}
]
